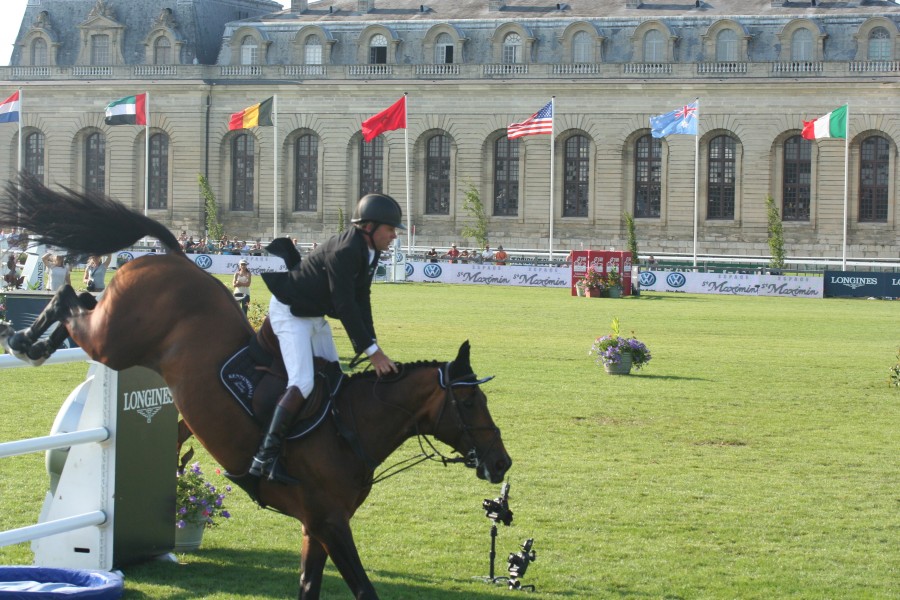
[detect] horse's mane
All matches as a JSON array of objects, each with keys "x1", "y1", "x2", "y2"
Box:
[
  {"x1": 0, "y1": 175, "x2": 184, "y2": 257},
  {"x1": 345, "y1": 360, "x2": 444, "y2": 384}
]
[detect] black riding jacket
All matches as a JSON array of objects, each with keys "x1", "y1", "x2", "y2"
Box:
[{"x1": 261, "y1": 228, "x2": 379, "y2": 354}]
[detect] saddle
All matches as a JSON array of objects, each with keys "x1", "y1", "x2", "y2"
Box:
[{"x1": 219, "y1": 317, "x2": 341, "y2": 441}]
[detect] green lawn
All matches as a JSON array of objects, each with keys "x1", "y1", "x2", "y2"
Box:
[{"x1": 1, "y1": 280, "x2": 898, "y2": 599}]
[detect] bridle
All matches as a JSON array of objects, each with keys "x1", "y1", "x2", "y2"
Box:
[{"x1": 363, "y1": 362, "x2": 501, "y2": 484}]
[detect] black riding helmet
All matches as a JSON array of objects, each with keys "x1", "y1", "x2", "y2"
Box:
[{"x1": 351, "y1": 193, "x2": 407, "y2": 230}]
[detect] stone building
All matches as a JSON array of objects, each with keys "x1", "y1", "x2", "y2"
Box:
[{"x1": 2, "y1": 0, "x2": 899, "y2": 260}]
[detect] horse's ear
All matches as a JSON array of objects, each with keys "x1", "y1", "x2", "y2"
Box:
[{"x1": 450, "y1": 340, "x2": 472, "y2": 379}]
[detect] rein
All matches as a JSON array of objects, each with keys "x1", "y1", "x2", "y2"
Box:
[{"x1": 341, "y1": 362, "x2": 497, "y2": 485}]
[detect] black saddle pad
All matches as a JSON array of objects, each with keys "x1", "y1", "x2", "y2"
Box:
[{"x1": 219, "y1": 346, "x2": 333, "y2": 441}]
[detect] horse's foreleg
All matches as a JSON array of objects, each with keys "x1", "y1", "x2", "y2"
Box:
[
  {"x1": 0, "y1": 286, "x2": 84, "y2": 365},
  {"x1": 299, "y1": 528, "x2": 327, "y2": 600},
  {"x1": 311, "y1": 520, "x2": 378, "y2": 600}
]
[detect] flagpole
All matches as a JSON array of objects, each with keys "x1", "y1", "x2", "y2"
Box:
[
  {"x1": 403, "y1": 93, "x2": 411, "y2": 256},
  {"x1": 273, "y1": 94, "x2": 279, "y2": 239},
  {"x1": 144, "y1": 92, "x2": 150, "y2": 216},
  {"x1": 841, "y1": 103, "x2": 849, "y2": 271},
  {"x1": 692, "y1": 98, "x2": 700, "y2": 267},
  {"x1": 16, "y1": 88, "x2": 22, "y2": 178},
  {"x1": 549, "y1": 96, "x2": 555, "y2": 262}
]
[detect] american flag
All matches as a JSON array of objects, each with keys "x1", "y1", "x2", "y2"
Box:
[{"x1": 507, "y1": 101, "x2": 554, "y2": 139}]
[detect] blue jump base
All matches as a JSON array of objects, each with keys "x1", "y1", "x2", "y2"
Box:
[{"x1": 0, "y1": 567, "x2": 123, "y2": 599}]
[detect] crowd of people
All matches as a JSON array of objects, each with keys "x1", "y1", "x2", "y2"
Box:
[
  {"x1": 177, "y1": 232, "x2": 267, "y2": 256},
  {"x1": 426, "y1": 243, "x2": 511, "y2": 265}
]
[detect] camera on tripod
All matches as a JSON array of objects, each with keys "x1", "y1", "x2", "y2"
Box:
[
  {"x1": 482, "y1": 481, "x2": 513, "y2": 526},
  {"x1": 507, "y1": 538, "x2": 536, "y2": 591}
]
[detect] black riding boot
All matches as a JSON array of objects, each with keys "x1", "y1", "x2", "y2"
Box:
[{"x1": 249, "y1": 386, "x2": 306, "y2": 483}]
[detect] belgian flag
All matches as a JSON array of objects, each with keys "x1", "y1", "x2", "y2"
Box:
[{"x1": 228, "y1": 97, "x2": 274, "y2": 130}]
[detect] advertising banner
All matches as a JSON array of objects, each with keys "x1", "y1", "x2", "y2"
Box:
[
  {"x1": 637, "y1": 271, "x2": 823, "y2": 298},
  {"x1": 569, "y1": 250, "x2": 633, "y2": 296},
  {"x1": 114, "y1": 251, "x2": 287, "y2": 275},
  {"x1": 405, "y1": 261, "x2": 569, "y2": 288},
  {"x1": 823, "y1": 271, "x2": 900, "y2": 298}
]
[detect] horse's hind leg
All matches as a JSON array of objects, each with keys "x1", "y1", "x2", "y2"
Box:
[{"x1": 0, "y1": 285, "x2": 85, "y2": 365}]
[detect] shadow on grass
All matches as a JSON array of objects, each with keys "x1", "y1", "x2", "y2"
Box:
[
  {"x1": 627, "y1": 374, "x2": 709, "y2": 381},
  {"x1": 121, "y1": 546, "x2": 519, "y2": 599}
]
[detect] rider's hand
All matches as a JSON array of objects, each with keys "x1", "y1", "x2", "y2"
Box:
[{"x1": 369, "y1": 348, "x2": 398, "y2": 377}]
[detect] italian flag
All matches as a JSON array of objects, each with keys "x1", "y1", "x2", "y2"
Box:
[
  {"x1": 228, "y1": 97, "x2": 274, "y2": 130},
  {"x1": 801, "y1": 105, "x2": 847, "y2": 140},
  {"x1": 104, "y1": 93, "x2": 147, "y2": 126}
]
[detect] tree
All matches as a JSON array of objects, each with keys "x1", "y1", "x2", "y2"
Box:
[
  {"x1": 198, "y1": 174, "x2": 224, "y2": 243},
  {"x1": 766, "y1": 195, "x2": 786, "y2": 270},
  {"x1": 623, "y1": 212, "x2": 638, "y2": 259},
  {"x1": 461, "y1": 183, "x2": 488, "y2": 250},
  {"x1": 337, "y1": 207, "x2": 345, "y2": 234}
]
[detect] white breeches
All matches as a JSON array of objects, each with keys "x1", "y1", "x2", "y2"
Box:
[{"x1": 268, "y1": 296, "x2": 339, "y2": 398}]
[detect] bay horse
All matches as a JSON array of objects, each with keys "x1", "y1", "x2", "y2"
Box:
[{"x1": 0, "y1": 176, "x2": 512, "y2": 599}]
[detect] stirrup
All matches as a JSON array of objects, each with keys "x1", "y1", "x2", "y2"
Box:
[{"x1": 249, "y1": 456, "x2": 300, "y2": 485}]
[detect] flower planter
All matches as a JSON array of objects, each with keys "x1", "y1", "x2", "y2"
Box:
[
  {"x1": 608, "y1": 285, "x2": 623, "y2": 299},
  {"x1": 603, "y1": 351, "x2": 633, "y2": 375},
  {"x1": 585, "y1": 286, "x2": 608, "y2": 298},
  {"x1": 575, "y1": 285, "x2": 585, "y2": 297},
  {"x1": 174, "y1": 522, "x2": 205, "y2": 553}
]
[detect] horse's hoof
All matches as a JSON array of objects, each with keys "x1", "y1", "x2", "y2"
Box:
[{"x1": 6, "y1": 329, "x2": 34, "y2": 362}]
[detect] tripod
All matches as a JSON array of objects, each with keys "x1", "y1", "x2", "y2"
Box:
[{"x1": 474, "y1": 482, "x2": 513, "y2": 584}]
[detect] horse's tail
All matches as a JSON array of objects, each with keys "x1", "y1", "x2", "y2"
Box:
[{"x1": 0, "y1": 174, "x2": 184, "y2": 257}]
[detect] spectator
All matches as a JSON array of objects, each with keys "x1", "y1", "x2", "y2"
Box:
[
  {"x1": 647, "y1": 255, "x2": 657, "y2": 267},
  {"x1": 481, "y1": 244, "x2": 494, "y2": 263},
  {"x1": 459, "y1": 249, "x2": 470, "y2": 264},
  {"x1": 233, "y1": 259, "x2": 252, "y2": 315},
  {"x1": 494, "y1": 245, "x2": 508, "y2": 266},
  {"x1": 444, "y1": 243, "x2": 460, "y2": 264},
  {"x1": 83, "y1": 254, "x2": 112, "y2": 294},
  {"x1": 426, "y1": 248, "x2": 439, "y2": 263},
  {"x1": 250, "y1": 241, "x2": 264, "y2": 256},
  {"x1": 42, "y1": 251, "x2": 71, "y2": 292}
]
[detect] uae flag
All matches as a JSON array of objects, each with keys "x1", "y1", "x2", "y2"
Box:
[
  {"x1": 105, "y1": 94, "x2": 147, "y2": 126},
  {"x1": 229, "y1": 97, "x2": 274, "y2": 130},
  {"x1": 801, "y1": 105, "x2": 847, "y2": 140}
]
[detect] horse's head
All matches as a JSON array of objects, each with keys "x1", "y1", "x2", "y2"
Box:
[{"x1": 433, "y1": 341, "x2": 512, "y2": 484}]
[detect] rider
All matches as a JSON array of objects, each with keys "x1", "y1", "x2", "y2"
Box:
[{"x1": 251, "y1": 193, "x2": 403, "y2": 482}]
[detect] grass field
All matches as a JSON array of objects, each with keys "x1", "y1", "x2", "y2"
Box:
[{"x1": 1, "y1": 278, "x2": 898, "y2": 599}]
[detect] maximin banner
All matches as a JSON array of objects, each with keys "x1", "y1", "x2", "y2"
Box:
[
  {"x1": 637, "y1": 271, "x2": 824, "y2": 298},
  {"x1": 405, "y1": 261, "x2": 570, "y2": 288}
]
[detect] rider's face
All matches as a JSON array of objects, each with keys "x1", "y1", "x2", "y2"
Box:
[{"x1": 370, "y1": 224, "x2": 397, "y2": 252}]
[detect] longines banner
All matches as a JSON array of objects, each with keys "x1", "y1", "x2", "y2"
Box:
[
  {"x1": 405, "y1": 261, "x2": 570, "y2": 288},
  {"x1": 823, "y1": 271, "x2": 900, "y2": 298},
  {"x1": 637, "y1": 271, "x2": 824, "y2": 298},
  {"x1": 115, "y1": 251, "x2": 287, "y2": 275}
]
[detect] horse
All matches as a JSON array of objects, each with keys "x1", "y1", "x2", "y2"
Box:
[{"x1": 0, "y1": 176, "x2": 512, "y2": 600}]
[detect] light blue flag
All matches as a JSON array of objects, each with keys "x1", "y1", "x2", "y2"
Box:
[{"x1": 650, "y1": 100, "x2": 699, "y2": 138}]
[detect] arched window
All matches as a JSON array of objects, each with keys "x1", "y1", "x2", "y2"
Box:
[
  {"x1": 359, "y1": 137, "x2": 383, "y2": 197},
  {"x1": 634, "y1": 134, "x2": 661, "y2": 218},
  {"x1": 859, "y1": 136, "x2": 889, "y2": 222},
  {"x1": 231, "y1": 134, "x2": 254, "y2": 211},
  {"x1": 435, "y1": 33, "x2": 453, "y2": 64},
  {"x1": 153, "y1": 36, "x2": 171, "y2": 65},
  {"x1": 707, "y1": 135, "x2": 735, "y2": 219},
  {"x1": 868, "y1": 27, "x2": 891, "y2": 61},
  {"x1": 91, "y1": 35, "x2": 110, "y2": 66},
  {"x1": 493, "y1": 137, "x2": 519, "y2": 216},
  {"x1": 643, "y1": 30, "x2": 665, "y2": 62},
  {"x1": 573, "y1": 31, "x2": 592, "y2": 63},
  {"x1": 148, "y1": 133, "x2": 168, "y2": 210},
  {"x1": 24, "y1": 132, "x2": 44, "y2": 183},
  {"x1": 563, "y1": 135, "x2": 589, "y2": 218},
  {"x1": 240, "y1": 36, "x2": 258, "y2": 65},
  {"x1": 791, "y1": 28, "x2": 813, "y2": 61},
  {"x1": 31, "y1": 38, "x2": 47, "y2": 66},
  {"x1": 369, "y1": 34, "x2": 387, "y2": 64},
  {"x1": 304, "y1": 36, "x2": 322, "y2": 65},
  {"x1": 425, "y1": 134, "x2": 451, "y2": 215},
  {"x1": 85, "y1": 132, "x2": 105, "y2": 193},
  {"x1": 294, "y1": 134, "x2": 318, "y2": 212},
  {"x1": 502, "y1": 33, "x2": 522, "y2": 64},
  {"x1": 782, "y1": 135, "x2": 811, "y2": 221},
  {"x1": 715, "y1": 29, "x2": 737, "y2": 62}
]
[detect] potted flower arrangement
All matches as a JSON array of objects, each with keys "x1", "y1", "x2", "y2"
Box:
[
  {"x1": 175, "y1": 449, "x2": 232, "y2": 551},
  {"x1": 606, "y1": 268, "x2": 623, "y2": 298},
  {"x1": 589, "y1": 318, "x2": 651, "y2": 375},
  {"x1": 577, "y1": 268, "x2": 609, "y2": 298}
]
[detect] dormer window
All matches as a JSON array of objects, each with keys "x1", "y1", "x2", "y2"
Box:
[
  {"x1": 31, "y1": 38, "x2": 47, "y2": 66},
  {"x1": 791, "y1": 28, "x2": 812, "y2": 61},
  {"x1": 369, "y1": 34, "x2": 387, "y2": 64},
  {"x1": 304, "y1": 35, "x2": 322, "y2": 64},
  {"x1": 502, "y1": 33, "x2": 522, "y2": 63},
  {"x1": 643, "y1": 29, "x2": 665, "y2": 61},
  {"x1": 91, "y1": 34, "x2": 110, "y2": 65},
  {"x1": 868, "y1": 27, "x2": 890, "y2": 60},
  {"x1": 435, "y1": 33, "x2": 453, "y2": 64},
  {"x1": 715, "y1": 29, "x2": 737, "y2": 61},
  {"x1": 154, "y1": 36, "x2": 171, "y2": 64},
  {"x1": 573, "y1": 31, "x2": 591, "y2": 62}
]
